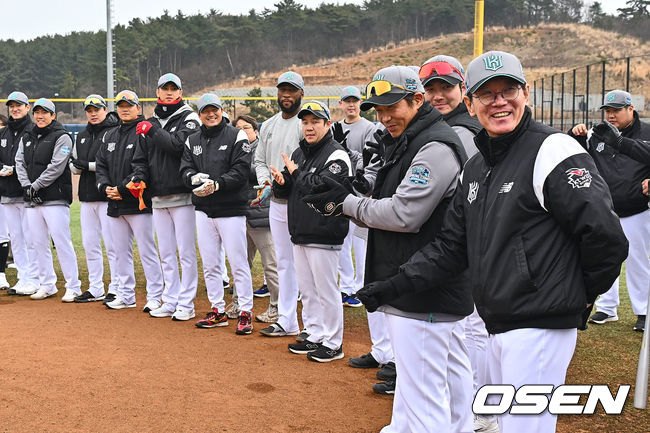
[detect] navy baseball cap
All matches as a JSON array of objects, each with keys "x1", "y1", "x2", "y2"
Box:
[
  {"x1": 298, "y1": 100, "x2": 331, "y2": 120},
  {"x1": 277, "y1": 71, "x2": 304, "y2": 90},
  {"x1": 6, "y1": 91, "x2": 29, "y2": 106},
  {"x1": 157, "y1": 73, "x2": 182, "y2": 90},
  {"x1": 599, "y1": 90, "x2": 632, "y2": 109},
  {"x1": 465, "y1": 51, "x2": 526, "y2": 95},
  {"x1": 361, "y1": 65, "x2": 424, "y2": 111},
  {"x1": 33, "y1": 98, "x2": 55, "y2": 114}
]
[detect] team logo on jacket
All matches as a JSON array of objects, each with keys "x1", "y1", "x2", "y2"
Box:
[
  {"x1": 241, "y1": 142, "x2": 252, "y2": 153},
  {"x1": 328, "y1": 162, "x2": 342, "y2": 174},
  {"x1": 0, "y1": 139, "x2": 6, "y2": 148},
  {"x1": 565, "y1": 168, "x2": 592, "y2": 189},
  {"x1": 193, "y1": 145, "x2": 202, "y2": 156},
  {"x1": 596, "y1": 142, "x2": 605, "y2": 152},
  {"x1": 81, "y1": 138, "x2": 86, "y2": 144},
  {"x1": 126, "y1": 143, "x2": 133, "y2": 149},
  {"x1": 499, "y1": 182, "x2": 514, "y2": 194},
  {"x1": 171, "y1": 127, "x2": 177, "y2": 132},
  {"x1": 467, "y1": 181, "x2": 479, "y2": 204},
  {"x1": 409, "y1": 166, "x2": 430, "y2": 185},
  {"x1": 25, "y1": 141, "x2": 32, "y2": 147},
  {"x1": 107, "y1": 142, "x2": 116, "y2": 152},
  {"x1": 186, "y1": 122, "x2": 197, "y2": 130}
]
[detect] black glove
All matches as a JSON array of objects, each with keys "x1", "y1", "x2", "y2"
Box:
[
  {"x1": 592, "y1": 121, "x2": 622, "y2": 150},
  {"x1": 29, "y1": 186, "x2": 43, "y2": 205},
  {"x1": 331, "y1": 122, "x2": 350, "y2": 149},
  {"x1": 23, "y1": 187, "x2": 31, "y2": 202},
  {"x1": 356, "y1": 280, "x2": 400, "y2": 313},
  {"x1": 72, "y1": 159, "x2": 89, "y2": 171},
  {"x1": 362, "y1": 142, "x2": 380, "y2": 167},
  {"x1": 302, "y1": 176, "x2": 353, "y2": 217},
  {"x1": 352, "y1": 170, "x2": 371, "y2": 195}
]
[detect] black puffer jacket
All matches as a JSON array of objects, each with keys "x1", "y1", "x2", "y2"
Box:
[
  {"x1": 0, "y1": 115, "x2": 33, "y2": 197},
  {"x1": 244, "y1": 139, "x2": 270, "y2": 227}
]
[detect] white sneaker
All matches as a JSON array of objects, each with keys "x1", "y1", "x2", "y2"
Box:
[
  {"x1": 15, "y1": 282, "x2": 38, "y2": 296},
  {"x1": 106, "y1": 298, "x2": 136, "y2": 310},
  {"x1": 142, "y1": 299, "x2": 161, "y2": 313},
  {"x1": 0, "y1": 272, "x2": 9, "y2": 290},
  {"x1": 61, "y1": 289, "x2": 80, "y2": 303},
  {"x1": 30, "y1": 288, "x2": 57, "y2": 300},
  {"x1": 172, "y1": 308, "x2": 196, "y2": 321},
  {"x1": 474, "y1": 415, "x2": 500, "y2": 433},
  {"x1": 149, "y1": 305, "x2": 174, "y2": 318}
]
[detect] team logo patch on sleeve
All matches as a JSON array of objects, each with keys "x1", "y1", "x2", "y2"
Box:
[
  {"x1": 241, "y1": 142, "x2": 252, "y2": 153},
  {"x1": 61, "y1": 145, "x2": 70, "y2": 155},
  {"x1": 565, "y1": 168, "x2": 592, "y2": 189},
  {"x1": 596, "y1": 142, "x2": 605, "y2": 152},
  {"x1": 186, "y1": 121, "x2": 197, "y2": 130},
  {"x1": 328, "y1": 162, "x2": 342, "y2": 174},
  {"x1": 409, "y1": 166, "x2": 430, "y2": 185}
]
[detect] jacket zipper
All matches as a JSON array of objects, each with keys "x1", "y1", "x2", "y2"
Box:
[{"x1": 475, "y1": 166, "x2": 493, "y2": 307}]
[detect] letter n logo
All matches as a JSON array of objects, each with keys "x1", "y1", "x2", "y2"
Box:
[{"x1": 484, "y1": 55, "x2": 503, "y2": 71}]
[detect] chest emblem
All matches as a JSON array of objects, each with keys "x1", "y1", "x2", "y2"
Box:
[
  {"x1": 566, "y1": 168, "x2": 592, "y2": 189},
  {"x1": 193, "y1": 145, "x2": 202, "y2": 156},
  {"x1": 328, "y1": 162, "x2": 342, "y2": 174},
  {"x1": 467, "y1": 181, "x2": 479, "y2": 204},
  {"x1": 81, "y1": 138, "x2": 86, "y2": 144},
  {"x1": 126, "y1": 143, "x2": 134, "y2": 149},
  {"x1": 171, "y1": 127, "x2": 177, "y2": 132},
  {"x1": 596, "y1": 142, "x2": 604, "y2": 152},
  {"x1": 25, "y1": 141, "x2": 32, "y2": 147},
  {"x1": 498, "y1": 182, "x2": 514, "y2": 194},
  {"x1": 107, "y1": 142, "x2": 116, "y2": 152},
  {"x1": 219, "y1": 145, "x2": 227, "y2": 151},
  {"x1": 1, "y1": 139, "x2": 6, "y2": 147}
]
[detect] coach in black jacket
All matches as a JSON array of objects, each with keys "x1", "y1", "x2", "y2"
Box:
[{"x1": 357, "y1": 52, "x2": 628, "y2": 433}]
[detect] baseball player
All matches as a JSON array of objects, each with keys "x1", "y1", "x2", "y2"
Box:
[
  {"x1": 95, "y1": 90, "x2": 164, "y2": 311},
  {"x1": 0, "y1": 91, "x2": 39, "y2": 295},
  {"x1": 14, "y1": 98, "x2": 81, "y2": 301},
  {"x1": 353, "y1": 52, "x2": 628, "y2": 433},
  {"x1": 179, "y1": 93, "x2": 254, "y2": 335},
  {"x1": 303, "y1": 66, "x2": 473, "y2": 431},
  {"x1": 69, "y1": 94, "x2": 120, "y2": 303},
  {"x1": 130, "y1": 73, "x2": 200, "y2": 321},
  {"x1": 569, "y1": 89, "x2": 650, "y2": 332},
  {"x1": 270, "y1": 100, "x2": 351, "y2": 362}
]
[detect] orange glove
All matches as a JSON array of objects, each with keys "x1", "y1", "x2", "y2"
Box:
[{"x1": 126, "y1": 180, "x2": 147, "y2": 210}]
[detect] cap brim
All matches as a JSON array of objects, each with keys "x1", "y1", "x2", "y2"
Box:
[
  {"x1": 84, "y1": 103, "x2": 106, "y2": 109},
  {"x1": 158, "y1": 81, "x2": 181, "y2": 89},
  {"x1": 298, "y1": 108, "x2": 328, "y2": 120},
  {"x1": 422, "y1": 76, "x2": 462, "y2": 87},
  {"x1": 198, "y1": 103, "x2": 222, "y2": 113},
  {"x1": 276, "y1": 81, "x2": 303, "y2": 90},
  {"x1": 116, "y1": 100, "x2": 138, "y2": 106},
  {"x1": 33, "y1": 106, "x2": 54, "y2": 113},
  {"x1": 340, "y1": 95, "x2": 361, "y2": 101},
  {"x1": 6, "y1": 99, "x2": 27, "y2": 106},
  {"x1": 599, "y1": 103, "x2": 628, "y2": 109},
  {"x1": 468, "y1": 74, "x2": 526, "y2": 95},
  {"x1": 360, "y1": 92, "x2": 408, "y2": 111}
]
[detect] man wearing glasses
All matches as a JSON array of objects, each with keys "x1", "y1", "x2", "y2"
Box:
[{"x1": 69, "y1": 94, "x2": 120, "y2": 304}]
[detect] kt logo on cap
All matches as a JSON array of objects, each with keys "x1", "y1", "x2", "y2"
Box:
[{"x1": 484, "y1": 55, "x2": 504, "y2": 72}]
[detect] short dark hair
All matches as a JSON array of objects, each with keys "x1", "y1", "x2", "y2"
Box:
[
  {"x1": 404, "y1": 93, "x2": 417, "y2": 107},
  {"x1": 0, "y1": 114, "x2": 8, "y2": 126},
  {"x1": 235, "y1": 114, "x2": 258, "y2": 131}
]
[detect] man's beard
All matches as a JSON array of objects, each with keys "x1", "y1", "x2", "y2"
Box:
[{"x1": 278, "y1": 97, "x2": 302, "y2": 114}]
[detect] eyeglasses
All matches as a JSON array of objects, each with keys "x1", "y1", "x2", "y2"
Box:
[
  {"x1": 365, "y1": 80, "x2": 407, "y2": 99},
  {"x1": 83, "y1": 96, "x2": 105, "y2": 107},
  {"x1": 472, "y1": 86, "x2": 521, "y2": 105},
  {"x1": 419, "y1": 62, "x2": 464, "y2": 81}
]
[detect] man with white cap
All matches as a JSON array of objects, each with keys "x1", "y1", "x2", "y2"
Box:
[
  {"x1": 0, "y1": 91, "x2": 39, "y2": 295},
  {"x1": 354, "y1": 51, "x2": 628, "y2": 433},
  {"x1": 180, "y1": 93, "x2": 255, "y2": 335},
  {"x1": 130, "y1": 73, "x2": 201, "y2": 321},
  {"x1": 69, "y1": 94, "x2": 120, "y2": 303},
  {"x1": 569, "y1": 90, "x2": 650, "y2": 332},
  {"x1": 95, "y1": 90, "x2": 164, "y2": 311},
  {"x1": 14, "y1": 98, "x2": 82, "y2": 301}
]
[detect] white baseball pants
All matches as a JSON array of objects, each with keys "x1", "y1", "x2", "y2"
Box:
[
  {"x1": 153, "y1": 205, "x2": 198, "y2": 312},
  {"x1": 1, "y1": 203, "x2": 39, "y2": 285},
  {"x1": 219, "y1": 247, "x2": 229, "y2": 283},
  {"x1": 464, "y1": 307, "x2": 490, "y2": 393},
  {"x1": 292, "y1": 244, "x2": 343, "y2": 349},
  {"x1": 596, "y1": 209, "x2": 650, "y2": 316},
  {"x1": 26, "y1": 205, "x2": 81, "y2": 293},
  {"x1": 246, "y1": 224, "x2": 279, "y2": 306},
  {"x1": 0, "y1": 204, "x2": 7, "y2": 243},
  {"x1": 337, "y1": 220, "x2": 367, "y2": 294},
  {"x1": 80, "y1": 201, "x2": 118, "y2": 297},
  {"x1": 108, "y1": 213, "x2": 163, "y2": 305},
  {"x1": 488, "y1": 328, "x2": 577, "y2": 433},
  {"x1": 196, "y1": 213, "x2": 253, "y2": 313},
  {"x1": 368, "y1": 311, "x2": 394, "y2": 365}
]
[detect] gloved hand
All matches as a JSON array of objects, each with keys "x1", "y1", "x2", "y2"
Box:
[
  {"x1": 356, "y1": 280, "x2": 400, "y2": 313},
  {"x1": 136, "y1": 121, "x2": 155, "y2": 136},
  {"x1": 592, "y1": 121, "x2": 622, "y2": 149},
  {"x1": 23, "y1": 186, "x2": 30, "y2": 202},
  {"x1": 251, "y1": 181, "x2": 272, "y2": 206},
  {"x1": 193, "y1": 179, "x2": 218, "y2": 197},
  {"x1": 71, "y1": 159, "x2": 89, "y2": 171},
  {"x1": 190, "y1": 172, "x2": 210, "y2": 186},
  {"x1": 352, "y1": 170, "x2": 371, "y2": 195},
  {"x1": 0, "y1": 165, "x2": 14, "y2": 176},
  {"x1": 302, "y1": 176, "x2": 353, "y2": 217},
  {"x1": 332, "y1": 122, "x2": 350, "y2": 149},
  {"x1": 29, "y1": 186, "x2": 43, "y2": 205},
  {"x1": 362, "y1": 142, "x2": 380, "y2": 167}
]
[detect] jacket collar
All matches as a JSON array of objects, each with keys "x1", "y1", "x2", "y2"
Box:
[
  {"x1": 620, "y1": 111, "x2": 640, "y2": 138},
  {"x1": 383, "y1": 102, "x2": 442, "y2": 163},
  {"x1": 201, "y1": 118, "x2": 228, "y2": 137},
  {"x1": 299, "y1": 130, "x2": 333, "y2": 157},
  {"x1": 474, "y1": 106, "x2": 532, "y2": 166},
  {"x1": 119, "y1": 115, "x2": 144, "y2": 133}
]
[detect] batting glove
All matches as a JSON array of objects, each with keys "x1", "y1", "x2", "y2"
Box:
[
  {"x1": 592, "y1": 121, "x2": 622, "y2": 150},
  {"x1": 190, "y1": 172, "x2": 211, "y2": 186},
  {"x1": 71, "y1": 159, "x2": 89, "y2": 171},
  {"x1": 192, "y1": 179, "x2": 218, "y2": 197},
  {"x1": 136, "y1": 121, "x2": 154, "y2": 136},
  {"x1": 0, "y1": 165, "x2": 14, "y2": 176},
  {"x1": 250, "y1": 182, "x2": 272, "y2": 206},
  {"x1": 352, "y1": 170, "x2": 371, "y2": 195},
  {"x1": 331, "y1": 122, "x2": 350, "y2": 149},
  {"x1": 356, "y1": 280, "x2": 400, "y2": 313},
  {"x1": 29, "y1": 186, "x2": 43, "y2": 205}
]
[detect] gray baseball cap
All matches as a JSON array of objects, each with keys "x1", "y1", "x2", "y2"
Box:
[
  {"x1": 599, "y1": 90, "x2": 632, "y2": 109},
  {"x1": 33, "y1": 98, "x2": 55, "y2": 114},
  {"x1": 465, "y1": 51, "x2": 526, "y2": 95},
  {"x1": 115, "y1": 90, "x2": 140, "y2": 106},
  {"x1": 197, "y1": 93, "x2": 223, "y2": 113},
  {"x1": 298, "y1": 100, "x2": 331, "y2": 120},
  {"x1": 6, "y1": 91, "x2": 29, "y2": 106},
  {"x1": 157, "y1": 72, "x2": 182, "y2": 90},
  {"x1": 340, "y1": 86, "x2": 362, "y2": 101},
  {"x1": 83, "y1": 94, "x2": 107, "y2": 109},
  {"x1": 361, "y1": 65, "x2": 424, "y2": 111},
  {"x1": 420, "y1": 55, "x2": 465, "y2": 87},
  {"x1": 277, "y1": 71, "x2": 304, "y2": 90}
]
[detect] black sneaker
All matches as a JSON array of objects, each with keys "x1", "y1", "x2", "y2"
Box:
[
  {"x1": 307, "y1": 345, "x2": 344, "y2": 363},
  {"x1": 348, "y1": 352, "x2": 380, "y2": 369},
  {"x1": 288, "y1": 340, "x2": 321, "y2": 355},
  {"x1": 588, "y1": 311, "x2": 619, "y2": 324},
  {"x1": 74, "y1": 290, "x2": 105, "y2": 303},
  {"x1": 377, "y1": 361, "x2": 396, "y2": 381},
  {"x1": 102, "y1": 293, "x2": 117, "y2": 306},
  {"x1": 373, "y1": 379, "x2": 395, "y2": 395},
  {"x1": 634, "y1": 315, "x2": 646, "y2": 332}
]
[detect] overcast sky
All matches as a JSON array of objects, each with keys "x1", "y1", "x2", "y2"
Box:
[{"x1": 0, "y1": 0, "x2": 631, "y2": 42}]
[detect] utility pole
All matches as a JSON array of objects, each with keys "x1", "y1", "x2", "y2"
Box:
[
  {"x1": 106, "y1": 0, "x2": 115, "y2": 110},
  {"x1": 473, "y1": 1, "x2": 484, "y2": 58}
]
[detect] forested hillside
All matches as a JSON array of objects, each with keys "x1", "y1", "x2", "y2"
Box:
[{"x1": 0, "y1": 0, "x2": 647, "y2": 98}]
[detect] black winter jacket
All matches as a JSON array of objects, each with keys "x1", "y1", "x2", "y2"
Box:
[
  {"x1": 387, "y1": 108, "x2": 628, "y2": 334},
  {"x1": 0, "y1": 115, "x2": 33, "y2": 197},
  {"x1": 179, "y1": 120, "x2": 251, "y2": 218},
  {"x1": 273, "y1": 131, "x2": 351, "y2": 246},
  {"x1": 443, "y1": 103, "x2": 482, "y2": 135},
  {"x1": 95, "y1": 116, "x2": 152, "y2": 217},
  {"x1": 244, "y1": 139, "x2": 270, "y2": 227}
]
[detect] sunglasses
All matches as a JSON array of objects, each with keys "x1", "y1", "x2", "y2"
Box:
[
  {"x1": 302, "y1": 102, "x2": 327, "y2": 111},
  {"x1": 116, "y1": 91, "x2": 137, "y2": 102},
  {"x1": 84, "y1": 96, "x2": 106, "y2": 107},
  {"x1": 419, "y1": 62, "x2": 464, "y2": 81},
  {"x1": 365, "y1": 80, "x2": 407, "y2": 99}
]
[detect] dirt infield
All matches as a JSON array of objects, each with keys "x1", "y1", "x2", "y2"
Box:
[{"x1": 0, "y1": 292, "x2": 392, "y2": 432}]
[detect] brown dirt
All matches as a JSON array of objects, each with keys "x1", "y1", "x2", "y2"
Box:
[{"x1": 0, "y1": 293, "x2": 392, "y2": 432}]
